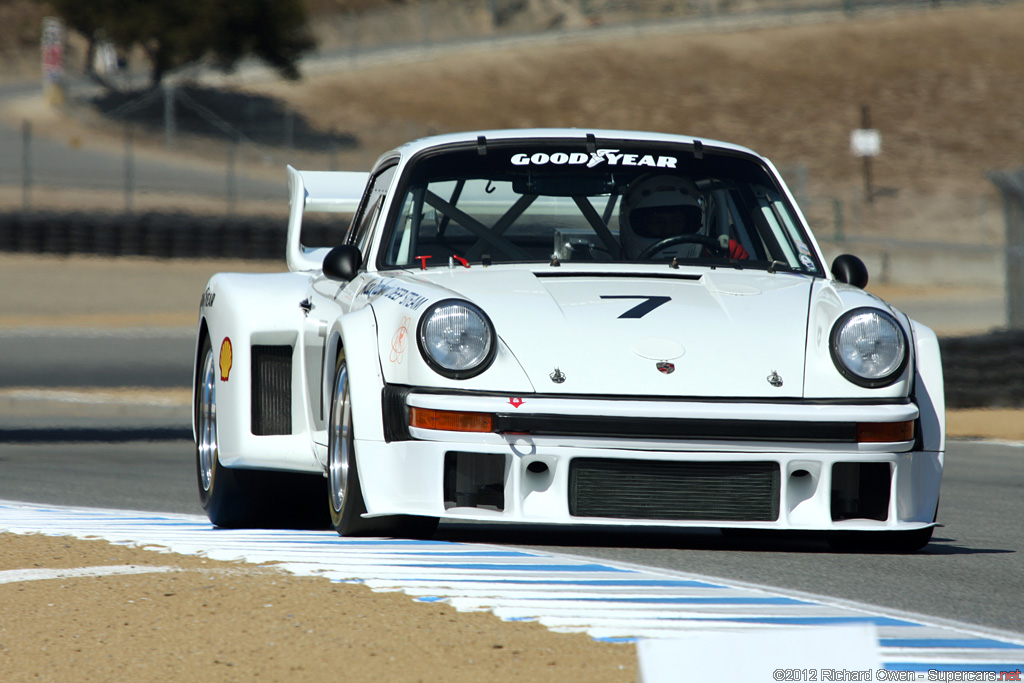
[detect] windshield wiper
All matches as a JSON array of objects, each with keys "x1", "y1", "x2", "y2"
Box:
[{"x1": 767, "y1": 260, "x2": 797, "y2": 273}]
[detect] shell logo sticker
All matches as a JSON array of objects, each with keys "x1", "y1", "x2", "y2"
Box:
[{"x1": 219, "y1": 338, "x2": 233, "y2": 381}]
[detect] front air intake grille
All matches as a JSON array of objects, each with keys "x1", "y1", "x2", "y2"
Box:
[
  {"x1": 569, "y1": 459, "x2": 780, "y2": 522},
  {"x1": 251, "y1": 345, "x2": 292, "y2": 436},
  {"x1": 444, "y1": 452, "x2": 505, "y2": 511}
]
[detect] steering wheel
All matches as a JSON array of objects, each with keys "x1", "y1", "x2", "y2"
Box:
[{"x1": 635, "y1": 234, "x2": 726, "y2": 261}]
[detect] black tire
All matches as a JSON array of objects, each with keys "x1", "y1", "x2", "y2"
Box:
[
  {"x1": 327, "y1": 356, "x2": 438, "y2": 538},
  {"x1": 196, "y1": 334, "x2": 251, "y2": 527},
  {"x1": 195, "y1": 334, "x2": 328, "y2": 529}
]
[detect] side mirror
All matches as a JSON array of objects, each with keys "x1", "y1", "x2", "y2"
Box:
[
  {"x1": 831, "y1": 254, "x2": 869, "y2": 289},
  {"x1": 322, "y1": 245, "x2": 362, "y2": 282}
]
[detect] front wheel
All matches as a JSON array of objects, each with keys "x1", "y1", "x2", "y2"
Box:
[{"x1": 327, "y1": 357, "x2": 437, "y2": 538}]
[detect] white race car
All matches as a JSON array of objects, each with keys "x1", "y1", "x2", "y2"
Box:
[{"x1": 193, "y1": 129, "x2": 944, "y2": 551}]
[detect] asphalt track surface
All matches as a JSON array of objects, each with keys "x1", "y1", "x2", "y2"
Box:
[{"x1": 2, "y1": 430, "x2": 1022, "y2": 639}]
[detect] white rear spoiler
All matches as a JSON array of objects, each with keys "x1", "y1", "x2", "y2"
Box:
[{"x1": 286, "y1": 165, "x2": 370, "y2": 272}]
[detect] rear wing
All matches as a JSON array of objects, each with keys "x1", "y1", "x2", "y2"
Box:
[{"x1": 286, "y1": 165, "x2": 370, "y2": 272}]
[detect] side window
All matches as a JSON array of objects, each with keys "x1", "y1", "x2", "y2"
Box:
[{"x1": 347, "y1": 164, "x2": 397, "y2": 251}]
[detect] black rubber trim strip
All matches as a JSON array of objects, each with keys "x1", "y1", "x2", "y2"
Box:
[
  {"x1": 492, "y1": 414, "x2": 856, "y2": 442},
  {"x1": 382, "y1": 385, "x2": 412, "y2": 442}
]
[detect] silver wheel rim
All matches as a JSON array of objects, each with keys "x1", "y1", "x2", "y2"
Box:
[
  {"x1": 328, "y1": 363, "x2": 351, "y2": 514},
  {"x1": 198, "y1": 347, "x2": 218, "y2": 492}
]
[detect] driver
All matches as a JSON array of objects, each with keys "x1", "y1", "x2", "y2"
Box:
[{"x1": 618, "y1": 174, "x2": 748, "y2": 260}]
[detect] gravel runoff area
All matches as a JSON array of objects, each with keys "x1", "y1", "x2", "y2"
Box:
[{"x1": 0, "y1": 533, "x2": 636, "y2": 682}]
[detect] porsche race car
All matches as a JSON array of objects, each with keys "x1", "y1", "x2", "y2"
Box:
[{"x1": 193, "y1": 128, "x2": 944, "y2": 550}]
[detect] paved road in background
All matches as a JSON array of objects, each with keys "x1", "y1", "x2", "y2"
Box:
[
  {"x1": 0, "y1": 80, "x2": 283, "y2": 205},
  {"x1": 0, "y1": 327, "x2": 194, "y2": 389}
]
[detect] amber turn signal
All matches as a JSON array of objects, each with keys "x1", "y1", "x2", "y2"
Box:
[
  {"x1": 409, "y1": 406, "x2": 493, "y2": 433},
  {"x1": 856, "y1": 420, "x2": 915, "y2": 442}
]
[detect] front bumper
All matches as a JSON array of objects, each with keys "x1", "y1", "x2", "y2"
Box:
[{"x1": 355, "y1": 391, "x2": 943, "y2": 531}]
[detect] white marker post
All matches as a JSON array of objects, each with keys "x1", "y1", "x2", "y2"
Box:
[
  {"x1": 41, "y1": 17, "x2": 66, "y2": 107},
  {"x1": 851, "y1": 104, "x2": 881, "y2": 203}
]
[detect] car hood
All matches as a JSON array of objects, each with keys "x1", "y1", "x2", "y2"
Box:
[{"x1": 415, "y1": 267, "x2": 813, "y2": 398}]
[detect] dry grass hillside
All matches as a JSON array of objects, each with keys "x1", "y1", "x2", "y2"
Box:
[
  {"x1": 248, "y1": 3, "x2": 1024, "y2": 242},
  {"x1": 265, "y1": 4, "x2": 1024, "y2": 196}
]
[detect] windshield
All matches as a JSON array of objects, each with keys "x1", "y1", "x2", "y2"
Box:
[{"x1": 379, "y1": 140, "x2": 821, "y2": 274}]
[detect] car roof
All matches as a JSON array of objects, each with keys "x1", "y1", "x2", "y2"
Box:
[{"x1": 386, "y1": 128, "x2": 762, "y2": 163}]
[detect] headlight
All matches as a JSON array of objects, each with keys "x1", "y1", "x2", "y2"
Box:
[
  {"x1": 829, "y1": 308, "x2": 908, "y2": 387},
  {"x1": 418, "y1": 299, "x2": 496, "y2": 379}
]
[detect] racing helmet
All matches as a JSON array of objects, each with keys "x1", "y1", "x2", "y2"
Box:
[{"x1": 619, "y1": 174, "x2": 705, "y2": 259}]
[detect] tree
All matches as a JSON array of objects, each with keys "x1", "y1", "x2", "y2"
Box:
[{"x1": 46, "y1": 0, "x2": 316, "y2": 89}]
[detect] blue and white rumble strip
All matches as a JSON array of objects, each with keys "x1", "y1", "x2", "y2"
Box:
[{"x1": 2, "y1": 500, "x2": 1022, "y2": 676}]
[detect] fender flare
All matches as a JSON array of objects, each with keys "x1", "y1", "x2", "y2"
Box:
[
  {"x1": 911, "y1": 320, "x2": 945, "y2": 453},
  {"x1": 327, "y1": 306, "x2": 386, "y2": 443},
  {"x1": 191, "y1": 318, "x2": 211, "y2": 443}
]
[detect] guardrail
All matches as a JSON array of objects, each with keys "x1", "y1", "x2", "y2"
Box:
[
  {"x1": 0, "y1": 211, "x2": 322, "y2": 260},
  {"x1": 941, "y1": 329, "x2": 1024, "y2": 409}
]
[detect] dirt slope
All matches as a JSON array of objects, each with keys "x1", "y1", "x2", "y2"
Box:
[{"x1": 254, "y1": 5, "x2": 1024, "y2": 218}]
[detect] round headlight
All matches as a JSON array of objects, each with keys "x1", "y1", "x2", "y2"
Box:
[
  {"x1": 418, "y1": 299, "x2": 496, "y2": 379},
  {"x1": 830, "y1": 308, "x2": 908, "y2": 387}
]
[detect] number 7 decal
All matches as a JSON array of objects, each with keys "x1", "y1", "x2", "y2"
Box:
[{"x1": 600, "y1": 295, "x2": 671, "y2": 318}]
